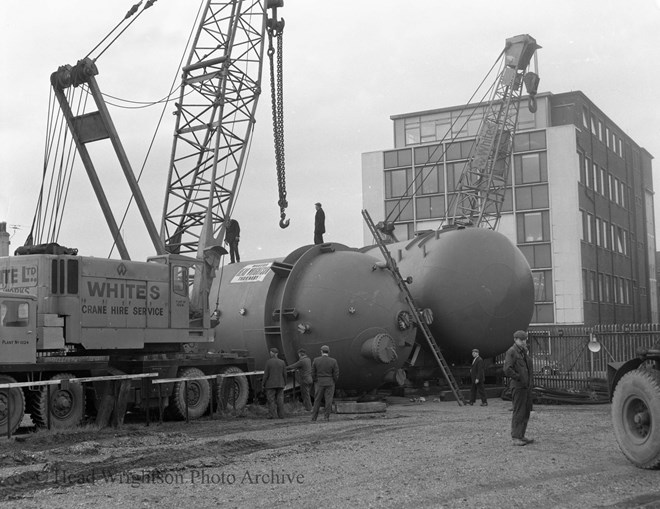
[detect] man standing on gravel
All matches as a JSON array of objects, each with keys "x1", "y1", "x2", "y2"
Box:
[
  {"x1": 469, "y1": 348, "x2": 487, "y2": 406},
  {"x1": 311, "y1": 345, "x2": 339, "y2": 421},
  {"x1": 503, "y1": 330, "x2": 534, "y2": 446},
  {"x1": 287, "y1": 348, "x2": 313, "y2": 411},
  {"x1": 263, "y1": 348, "x2": 287, "y2": 419}
]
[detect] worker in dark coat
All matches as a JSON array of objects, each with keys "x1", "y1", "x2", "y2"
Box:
[
  {"x1": 262, "y1": 347, "x2": 287, "y2": 419},
  {"x1": 224, "y1": 218, "x2": 241, "y2": 263},
  {"x1": 503, "y1": 330, "x2": 534, "y2": 446},
  {"x1": 311, "y1": 345, "x2": 339, "y2": 421},
  {"x1": 286, "y1": 349, "x2": 313, "y2": 411},
  {"x1": 313, "y1": 202, "x2": 325, "y2": 245},
  {"x1": 469, "y1": 348, "x2": 487, "y2": 406}
]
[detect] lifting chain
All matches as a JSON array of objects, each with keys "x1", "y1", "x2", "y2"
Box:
[{"x1": 267, "y1": 16, "x2": 289, "y2": 229}]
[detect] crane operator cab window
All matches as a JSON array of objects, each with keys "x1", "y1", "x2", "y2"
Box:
[
  {"x1": 1, "y1": 300, "x2": 29, "y2": 328},
  {"x1": 172, "y1": 266, "x2": 189, "y2": 297}
]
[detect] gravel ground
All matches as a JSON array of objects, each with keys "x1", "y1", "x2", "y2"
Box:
[{"x1": 1, "y1": 396, "x2": 659, "y2": 508}]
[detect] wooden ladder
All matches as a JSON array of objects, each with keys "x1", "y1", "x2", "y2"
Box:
[{"x1": 362, "y1": 209, "x2": 465, "y2": 405}]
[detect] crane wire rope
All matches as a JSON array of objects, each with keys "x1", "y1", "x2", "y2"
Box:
[
  {"x1": 382, "y1": 49, "x2": 505, "y2": 227},
  {"x1": 84, "y1": 1, "x2": 157, "y2": 63},
  {"x1": 108, "y1": 0, "x2": 205, "y2": 259},
  {"x1": 49, "y1": 87, "x2": 89, "y2": 244},
  {"x1": 27, "y1": 0, "x2": 160, "y2": 248},
  {"x1": 28, "y1": 89, "x2": 59, "y2": 246},
  {"x1": 211, "y1": 113, "x2": 257, "y2": 315},
  {"x1": 52, "y1": 87, "x2": 85, "y2": 242}
]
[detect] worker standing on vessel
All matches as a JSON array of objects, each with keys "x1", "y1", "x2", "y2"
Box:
[
  {"x1": 313, "y1": 202, "x2": 325, "y2": 245},
  {"x1": 224, "y1": 218, "x2": 241, "y2": 263}
]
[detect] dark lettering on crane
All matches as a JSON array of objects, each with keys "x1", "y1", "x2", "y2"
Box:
[
  {"x1": 0, "y1": 268, "x2": 19, "y2": 285},
  {"x1": 86, "y1": 281, "x2": 157, "y2": 300}
]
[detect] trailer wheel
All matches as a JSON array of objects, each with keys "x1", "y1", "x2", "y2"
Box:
[
  {"x1": 216, "y1": 366, "x2": 249, "y2": 411},
  {"x1": 0, "y1": 375, "x2": 25, "y2": 435},
  {"x1": 28, "y1": 373, "x2": 85, "y2": 429},
  {"x1": 612, "y1": 368, "x2": 660, "y2": 469},
  {"x1": 169, "y1": 368, "x2": 210, "y2": 420}
]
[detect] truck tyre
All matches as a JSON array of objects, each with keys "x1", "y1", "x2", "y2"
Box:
[
  {"x1": 28, "y1": 373, "x2": 85, "y2": 429},
  {"x1": 216, "y1": 366, "x2": 249, "y2": 411},
  {"x1": 0, "y1": 375, "x2": 25, "y2": 435},
  {"x1": 169, "y1": 368, "x2": 210, "y2": 420},
  {"x1": 612, "y1": 368, "x2": 660, "y2": 469}
]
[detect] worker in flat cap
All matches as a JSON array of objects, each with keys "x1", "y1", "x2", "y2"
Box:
[
  {"x1": 503, "y1": 330, "x2": 534, "y2": 446},
  {"x1": 262, "y1": 347, "x2": 287, "y2": 419},
  {"x1": 311, "y1": 345, "x2": 339, "y2": 421},
  {"x1": 286, "y1": 348, "x2": 313, "y2": 411},
  {"x1": 313, "y1": 202, "x2": 325, "y2": 245},
  {"x1": 469, "y1": 348, "x2": 487, "y2": 406}
]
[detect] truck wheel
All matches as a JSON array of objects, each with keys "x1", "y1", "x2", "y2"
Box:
[
  {"x1": 216, "y1": 366, "x2": 249, "y2": 411},
  {"x1": 612, "y1": 368, "x2": 660, "y2": 468},
  {"x1": 0, "y1": 375, "x2": 25, "y2": 435},
  {"x1": 28, "y1": 373, "x2": 85, "y2": 429},
  {"x1": 169, "y1": 368, "x2": 210, "y2": 420}
]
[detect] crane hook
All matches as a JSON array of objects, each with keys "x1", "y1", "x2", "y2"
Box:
[{"x1": 279, "y1": 215, "x2": 290, "y2": 229}]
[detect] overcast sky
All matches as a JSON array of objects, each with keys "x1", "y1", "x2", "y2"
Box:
[{"x1": 1, "y1": 0, "x2": 659, "y2": 263}]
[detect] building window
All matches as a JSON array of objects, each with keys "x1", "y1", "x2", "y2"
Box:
[
  {"x1": 602, "y1": 220, "x2": 609, "y2": 249},
  {"x1": 497, "y1": 188, "x2": 511, "y2": 212},
  {"x1": 517, "y1": 211, "x2": 550, "y2": 243},
  {"x1": 414, "y1": 144, "x2": 444, "y2": 164},
  {"x1": 618, "y1": 138, "x2": 623, "y2": 157},
  {"x1": 584, "y1": 157, "x2": 592, "y2": 188},
  {"x1": 415, "y1": 165, "x2": 444, "y2": 195},
  {"x1": 600, "y1": 168, "x2": 607, "y2": 196},
  {"x1": 533, "y1": 304, "x2": 554, "y2": 324},
  {"x1": 445, "y1": 140, "x2": 474, "y2": 161},
  {"x1": 515, "y1": 184, "x2": 549, "y2": 210},
  {"x1": 517, "y1": 107, "x2": 537, "y2": 130},
  {"x1": 385, "y1": 168, "x2": 412, "y2": 198},
  {"x1": 613, "y1": 226, "x2": 627, "y2": 255},
  {"x1": 416, "y1": 195, "x2": 446, "y2": 220},
  {"x1": 606, "y1": 127, "x2": 611, "y2": 148},
  {"x1": 582, "y1": 212, "x2": 594, "y2": 243},
  {"x1": 519, "y1": 244, "x2": 551, "y2": 268},
  {"x1": 582, "y1": 108, "x2": 589, "y2": 129},
  {"x1": 590, "y1": 116, "x2": 598, "y2": 136},
  {"x1": 579, "y1": 152, "x2": 586, "y2": 185},
  {"x1": 514, "y1": 131, "x2": 546, "y2": 152},
  {"x1": 533, "y1": 270, "x2": 553, "y2": 302},
  {"x1": 446, "y1": 162, "x2": 464, "y2": 191},
  {"x1": 592, "y1": 163, "x2": 599, "y2": 192},
  {"x1": 384, "y1": 148, "x2": 412, "y2": 169},
  {"x1": 385, "y1": 198, "x2": 414, "y2": 221},
  {"x1": 612, "y1": 177, "x2": 619, "y2": 204},
  {"x1": 588, "y1": 271, "x2": 597, "y2": 301},
  {"x1": 514, "y1": 152, "x2": 547, "y2": 184},
  {"x1": 404, "y1": 117, "x2": 420, "y2": 145},
  {"x1": 595, "y1": 217, "x2": 602, "y2": 246}
]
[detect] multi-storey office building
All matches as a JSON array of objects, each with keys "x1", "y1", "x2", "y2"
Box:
[{"x1": 361, "y1": 91, "x2": 656, "y2": 326}]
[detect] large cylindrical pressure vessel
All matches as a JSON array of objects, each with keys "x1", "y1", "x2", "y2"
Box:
[
  {"x1": 363, "y1": 227, "x2": 534, "y2": 362},
  {"x1": 210, "y1": 243, "x2": 416, "y2": 391}
]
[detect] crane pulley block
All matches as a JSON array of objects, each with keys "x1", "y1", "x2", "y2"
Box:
[{"x1": 504, "y1": 34, "x2": 541, "y2": 71}]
